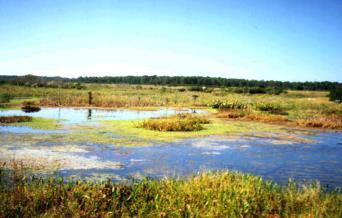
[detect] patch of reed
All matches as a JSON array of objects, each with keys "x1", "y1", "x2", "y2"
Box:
[
  {"x1": 255, "y1": 102, "x2": 288, "y2": 115},
  {"x1": 296, "y1": 116, "x2": 342, "y2": 129},
  {"x1": 139, "y1": 113, "x2": 210, "y2": 131},
  {"x1": 0, "y1": 162, "x2": 341, "y2": 217}
]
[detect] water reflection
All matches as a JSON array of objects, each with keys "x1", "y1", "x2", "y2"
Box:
[
  {"x1": 0, "y1": 107, "x2": 205, "y2": 124},
  {"x1": 1, "y1": 132, "x2": 341, "y2": 188},
  {"x1": 87, "y1": 109, "x2": 92, "y2": 120}
]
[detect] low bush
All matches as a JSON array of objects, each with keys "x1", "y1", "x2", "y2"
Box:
[
  {"x1": 0, "y1": 93, "x2": 13, "y2": 103},
  {"x1": 0, "y1": 116, "x2": 32, "y2": 123},
  {"x1": 211, "y1": 100, "x2": 249, "y2": 110},
  {"x1": 329, "y1": 88, "x2": 342, "y2": 103},
  {"x1": 188, "y1": 86, "x2": 205, "y2": 92},
  {"x1": 255, "y1": 103, "x2": 288, "y2": 115},
  {"x1": 139, "y1": 113, "x2": 210, "y2": 131},
  {"x1": 21, "y1": 101, "x2": 41, "y2": 113}
]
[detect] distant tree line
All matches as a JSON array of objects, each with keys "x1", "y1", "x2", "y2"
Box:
[
  {"x1": 74, "y1": 75, "x2": 341, "y2": 91},
  {"x1": 0, "y1": 75, "x2": 84, "y2": 89},
  {"x1": 0, "y1": 75, "x2": 341, "y2": 91}
]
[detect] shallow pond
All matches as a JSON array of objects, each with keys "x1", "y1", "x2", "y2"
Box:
[
  {"x1": 1, "y1": 131, "x2": 341, "y2": 188},
  {"x1": 0, "y1": 107, "x2": 341, "y2": 188},
  {"x1": 0, "y1": 107, "x2": 204, "y2": 124}
]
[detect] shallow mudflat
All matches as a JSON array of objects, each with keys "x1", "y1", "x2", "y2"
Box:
[{"x1": 1, "y1": 107, "x2": 342, "y2": 188}]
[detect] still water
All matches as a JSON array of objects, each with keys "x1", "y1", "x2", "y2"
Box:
[
  {"x1": 0, "y1": 107, "x2": 204, "y2": 124},
  {"x1": 0, "y1": 107, "x2": 341, "y2": 188}
]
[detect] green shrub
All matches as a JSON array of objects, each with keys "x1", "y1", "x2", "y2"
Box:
[
  {"x1": 0, "y1": 93, "x2": 13, "y2": 103},
  {"x1": 21, "y1": 101, "x2": 41, "y2": 112},
  {"x1": 255, "y1": 103, "x2": 288, "y2": 115},
  {"x1": 329, "y1": 88, "x2": 342, "y2": 103},
  {"x1": 188, "y1": 86, "x2": 205, "y2": 92},
  {"x1": 266, "y1": 87, "x2": 285, "y2": 95},
  {"x1": 211, "y1": 100, "x2": 249, "y2": 110}
]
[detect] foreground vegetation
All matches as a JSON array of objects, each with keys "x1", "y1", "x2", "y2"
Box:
[{"x1": 0, "y1": 163, "x2": 341, "y2": 218}]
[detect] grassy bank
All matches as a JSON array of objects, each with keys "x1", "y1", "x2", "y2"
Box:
[
  {"x1": 0, "y1": 84, "x2": 341, "y2": 130},
  {"x1": 0, "y1": 165, "x2": 341, "y2": 217}
]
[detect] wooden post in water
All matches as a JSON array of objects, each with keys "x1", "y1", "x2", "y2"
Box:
[
  {"x1": 58, "y1": 80, "x2": 61, "y2": 106},
  {"x1": 88, "y1": 91, "x2": 93, "y2": 105}
]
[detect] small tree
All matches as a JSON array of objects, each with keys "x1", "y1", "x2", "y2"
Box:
[
  {"x1": 192, "y1": 95, "x2": 199, "y2": 104},
  {"x1": 329, "y1": 88, "x2": 342, "y2": 103}
]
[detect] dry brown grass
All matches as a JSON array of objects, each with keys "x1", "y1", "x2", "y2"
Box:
[
  {"x1": 244, "y1": 114, "x2": 289, "y2": 123},
  {"x1": 296, "y1": 116, "x2": 342, "y2": 129},
  {"x1": 216, "y1": 111, "x2": 246, "y2": 119},
  {"x1": 216, "y1": 111, "x2": 289, "y2": 124},
  {"x1": 0, "y1": 116, "x2": 32, "y2": 123}
]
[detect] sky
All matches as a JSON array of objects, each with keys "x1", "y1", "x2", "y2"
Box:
[{"x1": 0, "y1": 0, "x2": 341, "y2": 82}]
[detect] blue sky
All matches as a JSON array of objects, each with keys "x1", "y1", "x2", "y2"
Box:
[{"x1": 0, "y1": 0, "x2": 341, "y2": 81}]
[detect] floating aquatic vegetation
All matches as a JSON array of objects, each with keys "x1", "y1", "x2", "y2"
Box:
[{"x1": 0, "y1": 148, "x2": 123, "y2": 171}]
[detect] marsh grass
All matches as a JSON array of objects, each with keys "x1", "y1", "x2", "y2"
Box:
[
  {"x1": 1, "y1": 84, "x2": 341, "y2": 129},
  {"x1": 216, "y1": 111, "x2": 289, "y2": 125},
  {"x1": 0, "y1": 116, "x2": 32, "y2": 123},
  {"x1": 139, "y1": 113, "x2": 210, "y2": 131},
  {"x1": 255, "y1": 102, "x2": 288, "y2": 115},
  {"x1": 0, "y1": 162, "x2": 341, "y2": 217},
  {"x1": 296, "y1": 116, "x2": 342, "y2": 129},
  {"x1": 0, "y1": 93, "x2": 13, "y2": 103}
]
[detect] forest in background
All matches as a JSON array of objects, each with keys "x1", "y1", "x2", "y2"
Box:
[{"x1": 0, "y1": 74, "x2": 341, "y2": 91}]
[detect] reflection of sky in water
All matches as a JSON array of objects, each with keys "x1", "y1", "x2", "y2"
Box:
[
  {"x1": 2, "y1": 132, "x2": 341, "y2": 188},
  {"x1": 0, "y1": 126, "x2": 64, "y2": 134},
  {"x1": 0, "y1": 107, "x2": 204, "y2": 124}
]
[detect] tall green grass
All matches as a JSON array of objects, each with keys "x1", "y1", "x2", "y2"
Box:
[{"x1": 0, "y1": 164, "x2": 341, "y2": 217}]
